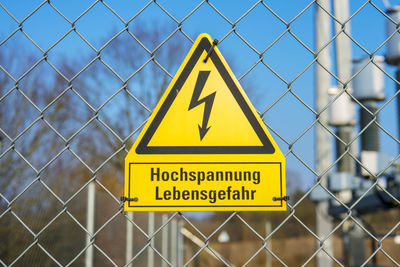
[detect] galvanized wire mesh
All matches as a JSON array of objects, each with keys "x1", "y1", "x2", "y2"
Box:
[{"x1": 0, "y1": 0, "x2": 400, "y2": 266}]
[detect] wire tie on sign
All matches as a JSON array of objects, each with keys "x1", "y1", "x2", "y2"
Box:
[
  {"x1": 120, "y1": 196, "x2": 138, "y2": 202},
  {"x1": 272, "y1": 196, "x2": 289, "y2": 201},
  {"x1": 204, "y1": 39, "x2": 218, "y2": 63}
]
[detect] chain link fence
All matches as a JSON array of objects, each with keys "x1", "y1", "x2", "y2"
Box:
[{"x1": 1, "y1": 0, "x2": 400, "y2": 266}]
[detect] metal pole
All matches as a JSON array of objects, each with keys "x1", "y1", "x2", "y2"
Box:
[
  {"x1": 315, "y1": 1, "x2": 333, "y2": 266},
  {"x1": 333, "y1": 0, "x2": 356, "y2": 204},
  {"x1": 126, "y1": 212, "x2": 134, "y2": 267},
  {"x1": 265, "y1": 221, "x2": 272, "y2": 267},
  {"x1": 85, "y1": 181, "x2": 96, "y2": 267},
  {"x1": 336, "y1": 126, "x2": 353, "y2": 172},
  {"x1": 334, "y1": 1, "x2": 367, "y2": 265},
  {"x1": 177, "y1": 220, "x2": 183, "y2": 266},
  {"x1": 333, "y1": 0, "x2": 356, "y2": 174},
  {"x1": 170, "y1": 219, "x2": 177, "y2": 266},
  {"x1": 360, "y1": 101, "x2": 379, "y2": 151},
  {"x1": 334, "y1": 126, "x2": 353, "y2": 206},
  {"x1": 161, "y1": 214, "x2": 168, "y2": 267},
  {"x1": 396, "y1": 69, "x2": 400, "y2": 153},
  {"x1": 348, "y1": 225, "x2": 366, "y2": 267},
  {"x1": 339, "y1": 100, "x2": 376, "y2": 266},
  {"x1": 333, "y1": 0, "x2": 352, "y2": 80},
  {"x1": 148, "y1": 212, "x2": 154, "y2": 267}
]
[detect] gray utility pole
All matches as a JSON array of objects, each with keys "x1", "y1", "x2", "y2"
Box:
[
  {"x1": 315, "y1": 1, "x2": 333, "y2": 267},
  {"x1": 333, "y1": 1, "x2": 366, "y2": 266},
  {"x1": 351, "y1": 55, "x2": 385, "y2": 266},
  {"x1": 385, "y1": 6, "x2": 400, "y2": 152},
  {"x1": 335, "y1": 126, "x2": 353, "y2": 173},
  {"x1": 333, "y1": 0, "x2": 356, "y2": 174}
]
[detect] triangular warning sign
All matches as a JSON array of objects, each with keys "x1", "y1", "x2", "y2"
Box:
[
  {"x1": 134, "y1": 34, "x2": 278, "y2": 155},
  {"x1": 124, "y1": 34, "x2": 286, "y2": 212}
]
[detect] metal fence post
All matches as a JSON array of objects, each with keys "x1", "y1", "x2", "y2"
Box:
[
  {"x1": 177, "y1": 220, "x2": 183, "y2": 266},
  {"x1": 161, "y1": 214, "x2": 168, "y2": 267},
  {"x1": 85, "y1": 181, "x2": 96, "y2": 267},
  {"x1": 126, "y1": 211, "x2": 134, "y2": 267},
  {"x1": 148, "y1": 211, "x2": 155, "y2": 267},
  {"x1": 396, "y1": 69, "x2": 400, "y2": 152},
  {"x1": 315, "y1": 1, "x2": 333, "y2": 266},
  {"x1": 265, "y1": 221, "x2": 272, "y2": 267},
  {"x1": 170, "y1": 219, "x2": 177, "y2": 266}
]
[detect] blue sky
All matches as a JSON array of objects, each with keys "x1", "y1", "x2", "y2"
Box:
[{"x1": 0, "y1": 0, "x2": 398, "y2": 191}]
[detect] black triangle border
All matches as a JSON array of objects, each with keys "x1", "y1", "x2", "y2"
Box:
[{"x1": 136, "y1": 37, "x2": 275, "y2": 154}]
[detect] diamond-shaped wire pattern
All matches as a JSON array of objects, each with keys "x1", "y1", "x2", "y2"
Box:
[{"x1": 1, "y1": 0, "x2": 400, "y2": 266}]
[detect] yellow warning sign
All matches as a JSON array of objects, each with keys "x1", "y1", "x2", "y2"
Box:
[{"x1": 123, "y1": 33, "x2": 286, "y2": 211}]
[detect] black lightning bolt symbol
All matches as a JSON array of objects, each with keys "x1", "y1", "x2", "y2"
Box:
[{"x1": 188, "y1": 71, "x2": 216, "y2": 141}]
